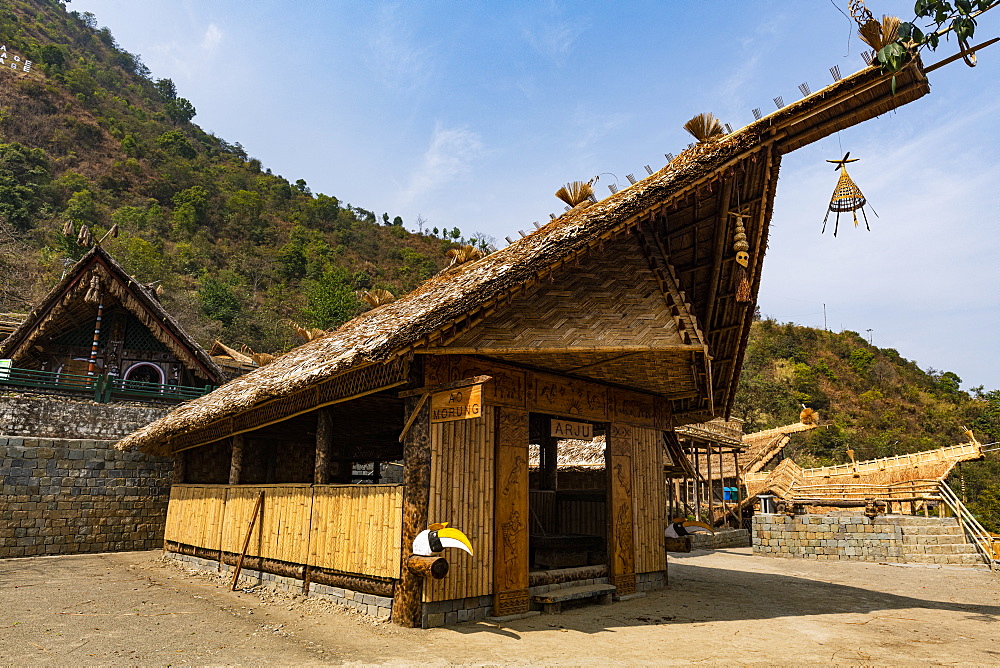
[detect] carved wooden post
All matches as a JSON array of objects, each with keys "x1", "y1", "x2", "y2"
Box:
[
  {"x1": 229, "y1": 434, "x2": 244, "y2": 485},
  {"x1": 607, "y1": 422, "x2": 636, "y2": 596},
  {"x1": 540, "y1": 436, "x2": 558, "y2": 491},
  {"x1": 315, "y1": 408, "x2": 333, "y2": 484},
  {"x1": 493, "y1": 407, "x2": 530, "y2": 616},
  {"x1": 392, "y1": 395, "x2": 431, "y2": 628},
  {"x1": 172, "y1": 452, "x2": 185, "y2": 484}
]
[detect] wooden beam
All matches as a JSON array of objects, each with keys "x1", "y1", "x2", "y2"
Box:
[
  {"x1": 415, "y1": 345, "x2": 707, "y2": 355},
  {"x1": 392, "y1": 395, "x2": 431, "y2": 628},
  {"x1": 703, "y1": 177, "x2": 734, "y2": 333},
  {"x1": 398, "y1": 374, "x2": 492, "y2": 397}
]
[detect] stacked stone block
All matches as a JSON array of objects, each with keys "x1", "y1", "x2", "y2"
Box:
[
  {"x1": 752, "y1": 514, "x2": 986, "y2": 567},
  {"x1": 689, "y1": 528, "x2": 751, "y2": 550},
  {"x1": 0, "y1": 396, "x2": 169, "y2": 440},
  {"x1": 168, "y1": 552, "x2": 395, "y2": 619},
  {"x1": 0, "y1": 436, "x2": 172, "y2": 558}
]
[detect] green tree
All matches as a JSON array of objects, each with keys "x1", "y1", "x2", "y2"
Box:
[
  {"x1": 171, "y1": 186, "x2": 209, "y2": 236},
  {"x1": 154, "y1": 77, "x2": 177, "y2": 100},
  {"x1": 165, "y1": 97, "x2": 196, "y2": 124},
  {"x1": 155, "y1": 130, "x2": 196, "y2": 159},
  {"x1": 198, "y1": 276, "x2": 243, "y2": 326},
  {"x1": 0, "y1": 142, "x2": 51, "y2": 231},
  {"x1": 303, "y1": 266, "x2": 362, "y2": 329}
]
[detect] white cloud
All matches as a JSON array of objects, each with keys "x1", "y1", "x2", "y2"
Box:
[
  {"x1": 399, "y1": 125, "x2": 484, "y2": 205},
  {"x1": 367, "y1": 5, "x2": 435, "y2": 91},
  {"x1": 521, "y1": 5, "x2": 588, "y2": 67},
  {"x1": 201, "y1": 23, "x2": 222, "y2": 52}
]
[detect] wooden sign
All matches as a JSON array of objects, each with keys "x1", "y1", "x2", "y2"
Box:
[
  {"x1": 430, "y1": 384, "x2": 482, "y2": 423},
  {"x1": 550, "y1": 419, "x2": 593, "y2": 440}
]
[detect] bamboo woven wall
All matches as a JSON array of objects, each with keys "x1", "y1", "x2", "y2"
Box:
[
  {"x1": 221, "y1": 485, "x2": 313, "y2": 565},
  {"x1": 424, "y1": 409, "x2": 494, "y2": 602},
  {"x1": 164, "y1": 483, "x2": 403, "y2": 579},
  {"x1": 164, "y1": 484, "x2": 227, "y2": 551},
  {"x1": 631, "y1": 427, "x2": 666, "y2": 574},
  {"x1": 310, "y1": 485, "x2": 403, "y2": 578},
  {"x1": 559, "y1": 497, "x2": 607, "y2": 539}
]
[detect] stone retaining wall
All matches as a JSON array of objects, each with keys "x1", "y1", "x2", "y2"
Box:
[
  {"x1": 753, "y1": 514, "x2": 906, "y2": 562},
  {"x1": 167, "y1": 552, "x2": 394, "y2": 620},
  {"x1": 0, "y1": 435, "x2": 172, "y2": 558},
  {"x1": 0, "y1": 395, "x2": 170, "y2": 440},
  {"x1": 690, "y1": 528, "x2": 751, "y2": 550}
]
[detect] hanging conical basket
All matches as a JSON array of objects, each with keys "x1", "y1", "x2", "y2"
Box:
[{"x1": 823, "y1": 165, "x2": 877, "y2": 236}]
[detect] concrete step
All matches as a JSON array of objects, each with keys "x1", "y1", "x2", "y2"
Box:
[
  {"x1": 882, "y1": 516, "x2": 960, "y2": 527},
  {"x1": 903, "y1": 543, "x2": 978, "y2": 555},
  {"x1": 905, "y1": 553, "x2": 988, "y2": 566},
  {"x1": 902, "y1": 535, "x2": 971, "y2": 545},
  {"x1": 900, "y1": 525, "x2": 964, "y2": 536},
  {"x1": 533, "y1": 584, "x2": 616, "y2": 614}
]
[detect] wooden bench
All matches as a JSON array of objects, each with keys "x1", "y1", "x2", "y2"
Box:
[{"x1": 532, "y1": 583, "x2": 616, "y2": 614}]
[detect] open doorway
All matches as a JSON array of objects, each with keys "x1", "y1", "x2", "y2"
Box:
[{"x1": 527, "y1": 413, "x2": 608, "y2": 572}]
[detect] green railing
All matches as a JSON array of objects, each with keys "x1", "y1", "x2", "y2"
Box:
[{"x1": 0, "y1": 365, "x2": 215, "y2": 403}]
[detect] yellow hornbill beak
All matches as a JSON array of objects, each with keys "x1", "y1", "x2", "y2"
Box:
[
  {"x1": 412, "y1": 522, "x2": 474, "y2": 556},
  {"x1": 682, "y1": 520, "x2": 715, "y2": 534}
]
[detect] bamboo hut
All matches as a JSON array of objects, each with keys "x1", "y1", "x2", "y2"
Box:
[
  {"x1": 117, "y1": 60, "x2": 933, "y2": 627},
  {"x1": 0, "y1": 245, "x2": 223, "y2": 399}
]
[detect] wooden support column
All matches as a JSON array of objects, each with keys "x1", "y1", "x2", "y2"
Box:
[
  {"x1": 172, "y1": 452, "x2": 185, "y2": 484},
  {"x1": 229, "y1": 434, "x2": 244, "y2": 485},
  {"x1": 693, "y1": 445, "x2": 702, "y2": 521},
  {"x1": 707, "y1": 444, "x2": 714, "y2": 524},
  {"x1": 493, "y1": 407, "x2": 530, "y2": 617},
  {"x1": 607, "y1": 423, "x2": 637, "y2": 596},
  {"x1": 392, "y1": 395, "x2": 431, "y2": 628},
  {"x1": 315, "y1": 408, "x2": 333, "y2": 484},
  {"x1": 540, "y1": 436, "x2": 558, "y2": 491},
  {"x1": 733, "y1": 450, "x2": 742, "y2": 526}
]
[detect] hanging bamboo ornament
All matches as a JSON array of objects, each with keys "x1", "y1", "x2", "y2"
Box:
[
  {"x1": 822, "y1": 153, "x2": 877, "y2": 236},
  {"x1": 732, "y1": 214, "x2": 752, "y2": 303}
]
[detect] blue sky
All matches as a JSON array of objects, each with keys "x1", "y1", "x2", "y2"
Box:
[{"x1": 67, "y1": 1, "x2": 1000, "y2": 391}]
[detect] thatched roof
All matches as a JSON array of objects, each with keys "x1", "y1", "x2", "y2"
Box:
[
  {"x1": 0, "y1": 312, "x2": 26, "y2": 341},
  {"x1": 676, "y1": 418, "x2": 745, "y2": 448},
  {"x1": 529, "y1": 437, "x2": 607, "y2": 470},
  {"x1": 0, "y1": 245, "x2": 223, "y2": 383},
  {"x1": 118, "y1": 59, "x2": 930, "y2": 455},
  {"x1": 744, "y1": 440, "x2": 985, "y2": 499}
]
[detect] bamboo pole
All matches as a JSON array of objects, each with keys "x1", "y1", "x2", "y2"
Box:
[{"x1": 231, "y1": 491, "x2": 265, "y2": 591}]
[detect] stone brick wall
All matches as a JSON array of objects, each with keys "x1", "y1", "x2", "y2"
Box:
[
  {"x1": 0, "y1": 435, "x2": 172, "y2": 558},
  {"x1": 169, "y1": 552, "x2": 394, "y2": 620},
  {"x1": 690, "y1": 528, "x2": 751, "y2": 550},
  {"x1": 0, "y1": 395, "x2": 170, "y2": 440},
  {"x1": 753, "y1": 514, "x2": 906, "y2": 562}
]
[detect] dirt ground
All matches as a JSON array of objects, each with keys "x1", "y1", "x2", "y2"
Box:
[{"x1": 1, "y1": 548, "x2": 997, "y2": 666}]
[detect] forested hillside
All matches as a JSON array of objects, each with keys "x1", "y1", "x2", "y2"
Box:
[
  {"x1": 0, "y1": 0, "x2": 481, "y2": 353},
  {"x1": 734, "y1": 318, "x2": 1000, "y2": 529}
]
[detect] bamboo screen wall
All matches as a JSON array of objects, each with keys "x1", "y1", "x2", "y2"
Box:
[
  {"x1": 424, "y1": 409, "x2": 495, "y2": 602},
  {"x1": 164, "y1": 483, "x2": 403, "y2": 579},
  {"x1": 631, "y1": 426, "x2": 667, "y2": 574}
]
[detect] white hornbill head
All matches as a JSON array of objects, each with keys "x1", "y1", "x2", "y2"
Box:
[{"x1": 412, "y1": 522, "x2": 474, "y2": 557}]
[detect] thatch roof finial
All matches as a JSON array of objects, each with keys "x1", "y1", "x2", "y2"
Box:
[
  {"x1": 555, "y1": 180, "x2": 595, "y2": 207},
  {"x1": 683, "y1": 113, "x2": 726, "y2": 143},
  {"x1": 360, "y1": 288, "x2": 396, "y2": 308}
]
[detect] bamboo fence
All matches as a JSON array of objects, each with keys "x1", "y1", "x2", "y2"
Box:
[{"x1": 165, "y1": 483, "x2": 403, "y2": 579}]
